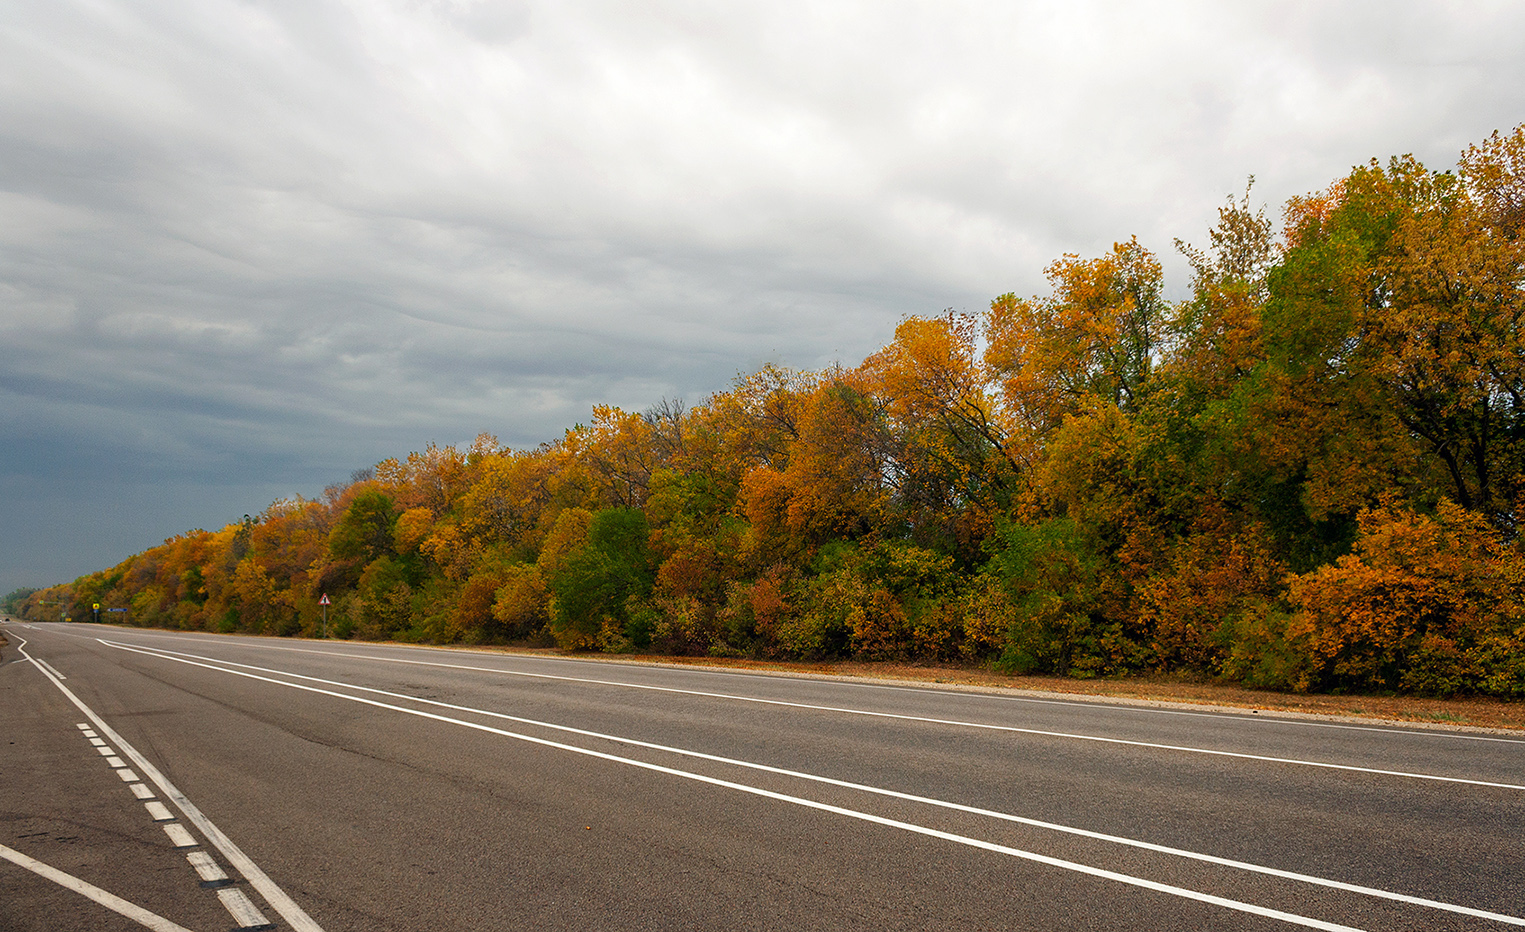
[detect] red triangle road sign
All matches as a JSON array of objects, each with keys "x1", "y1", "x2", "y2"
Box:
[{"x1": 319, "y1": 594, "x2": 331, "y2": 605}]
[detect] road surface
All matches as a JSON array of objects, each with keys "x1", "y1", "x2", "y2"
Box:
[{"x1": 2, "y1": 619, "x2": 1522, "y2": 930}]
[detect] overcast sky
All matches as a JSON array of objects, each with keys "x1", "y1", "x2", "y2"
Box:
[{"x1": 3, "y1": 0, "x2": 1523, "y2": 596}]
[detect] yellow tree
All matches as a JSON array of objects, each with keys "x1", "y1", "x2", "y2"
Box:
[{"x1": 985, "y1": 237, "x2": 1165, "y2": 446}]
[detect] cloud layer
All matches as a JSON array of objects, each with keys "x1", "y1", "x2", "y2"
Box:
[{"x1": 3, "y1": 0, "x2": 1524, "y2": 592}]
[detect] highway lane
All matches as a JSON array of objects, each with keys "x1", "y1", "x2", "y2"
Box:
[{"x1": 3, "y1": 620, "x2": 1522, "y2": 931}]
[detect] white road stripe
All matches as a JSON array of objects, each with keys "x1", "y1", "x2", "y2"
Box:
[
  {"x1": 159, "y1": 633, "x2": 1525, "y2": 744},
  {"x1": 89, "y1": 737, "x2": 107, "y2": 746},
  {"x1": 10, "y1": 633, "x2": 327, "y2": 932},
  {"x1": 106, "y1": 756, "x2": 126, "y2": 768},
  {"x1": 130, "y1": 783, "x2": 156, "y2": 800},
  {"x1": 76, "y1": 722, "x2": 90, "y2": 730},
  {"x1": 32, "y1": 656, "x2": 66, "y2": 680},
  {"x1": 105, "y1": 638, "x2": 1525, "y2": 929},
  {"x1": 217, "y1": 887, "x2": 273, "y2": 930},
  {"x1": 187, "y1": 850, "x2": 231, "y2": 885},
  {"x1": 0, "y1": 843, "x2": 198, "y2": 932},
  {"x1": 145, "y1": 801, "x2": 175, "y2": 822},
  {"x1": 162, "y1": 823, "x2": 198, "y2": 849},
  {"x1": 153, "y1": 638, "x2": 1525, "y2": 785},
  {"x1": 95, "y1": 745, "x2": 116, "y2": 756},
  {"x1": 93, "y1": 646, "x2": 1378, "y2": 931}
]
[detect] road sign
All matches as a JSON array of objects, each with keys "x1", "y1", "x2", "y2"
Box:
[{"x1": 319, "y1": 594, "x2": 331, "y2": 606}]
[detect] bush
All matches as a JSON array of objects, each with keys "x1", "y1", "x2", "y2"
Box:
[{"x1": 1287, "y1": 499, "x2": 1525, "y2": 695}]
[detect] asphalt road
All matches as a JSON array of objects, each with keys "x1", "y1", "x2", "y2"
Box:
[{"x1": 2, "y1": 619, "x2": 1522, "y2": 931}]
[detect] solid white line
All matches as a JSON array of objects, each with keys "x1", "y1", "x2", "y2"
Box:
[
  {"x1": 10, "y1": 633, "x2": 326, "y2": 932},
  {"x1": 173, "y1": 631, "x2": 1525, "y2": 744},
  {"x1": 0, "y1": 843, "x2": 198, "y2": 932},
  {"x1": 97, "y1": 643, "x2": 1377, "y2": 930},
  {"x1": 145, "y1": 801, "x2": 175, "y2": 822},
  {"x1": 74, "y1": 626, "x2": 1525, "y2": 744},
  {"x1": 130, "y1": 783, "x2": 156, "y2": 800},
  {"x1": 102, "y1": 637, "x2": 1525, "y2": 792},
  {"x1": 162, "y1": 824, "x2": 198, "y2": 849},
  {"x1": 104, "y1": 638, "x2": 1525, "y2": 929}
]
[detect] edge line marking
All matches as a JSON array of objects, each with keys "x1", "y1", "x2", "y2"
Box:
[
  {"x1": 103, "y1": 638, "x2": 1525, "y2": 929},
  {"x1": 0, "y1": 842, "x2": 198, "y2": 932},
  {"x1": 10, "y1": 633, "x2": 324, "y2": 932}
]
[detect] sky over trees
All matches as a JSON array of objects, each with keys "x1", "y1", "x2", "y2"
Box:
[
  {"x1": 22, "y1": 125, "x2": 1525, "y2": 697},
  {"x1": 5, "y1": 2, "x2": 1525, "y2": 597}
]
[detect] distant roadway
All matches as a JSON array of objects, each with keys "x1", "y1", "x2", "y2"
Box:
[{"x1": 2, "y1": 619, "x2": 1522, "y2": 931}]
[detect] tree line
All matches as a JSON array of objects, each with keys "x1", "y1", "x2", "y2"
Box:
[{"x1": 19, "y1": 126, "x2": 1525, "y2": 697}]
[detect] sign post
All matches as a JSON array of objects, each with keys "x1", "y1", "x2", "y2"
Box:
[{"x1": 319, "y1": 594, "x2": 331, "y2": 638}]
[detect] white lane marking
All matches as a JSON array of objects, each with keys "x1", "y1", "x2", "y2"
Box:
[
  {"x1": 102, "y1": 638, "x2": 1525, "y2": 792},
  {"x1": 162, "y1": 824, "x2": 198, "y2": 849},
  {"x1": 33, "y1": 656, "x2": 66, "y2": 680},
  {"x1": 95, "y1": 745, "x2": 116, "y2": 756},
  {"x1": 106, "y1": 756, "x2": 127, "y2": 768},
  {"x1": 76, "y1": 722, "x2": 90, "y2": 730},
  {"x1": 130, "y1": 783, "x2": 156, "y2": 800},
  {"x1": 173, "y1": 631, "x2": 1525, "y2": 745},
  {"x1": 71, "y1": 627, "x2": 1525, "y2": 744},
  {"x1": 0, "y1": 842, "x2": 198, "y2": 932},
  {"x1": 125, "y1": 662, "x2": 1355, "y2": 931},
  {"x1": 217, "y1": 887, "x2": 273, "y2": 930},
  {"x1": 9, "y1": 633, "x2": 326, "y2": 932},
  {"x1": 103, "y1": 638, "x2": 1525, "y2": 929},
  {"x1": 89, "y1": 737, "x2": 106, "y2": 746},
  {"x1": 145, "y1": 801, "x2": 175, "y2": 822},
  {"x1": 187, "y1": 850, "x2": 231, "y2": 885}
]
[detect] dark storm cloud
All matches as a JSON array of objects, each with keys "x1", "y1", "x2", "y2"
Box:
[{"x1": 3, "y1": 0, "x2": 1524, "y2": 593}]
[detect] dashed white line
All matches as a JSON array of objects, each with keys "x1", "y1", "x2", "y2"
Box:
[
  {"x1": 13, "y1": 632, "x2": 326, "y2": 932},
  {"x1": 162, "y1": 823, "x2": 198, "y2": 849},
  {"x1": 144, "y1": 801, "x2": 175, "y2": 822},
  {"x1": 218, "y1": 887, "x2": 274, "y2": 930},
  {"x1": 33, "y1": 656, "x2": 66, "y2": 680},
  {"x1": 106, "y1": 636, "x2": 1525, "y2": 929},
  {"x1": 95, "y1": 745, "x2": 116, "y2": 756},
  {"x1": 129, "y1": 783, "x2": 156, "y2": 800},
  {"x1": 106, "y1": 756, "x2": 126, "y2": 768},
  {"x1": 96, "y1": 642, "x2": 1378, "y2": 930},
  {"x1": 187, "y1": 850, "x2": 231, "y2": 887},
  {"x1": 89, "y1": 737, "x2": 107, "y2": 746}
]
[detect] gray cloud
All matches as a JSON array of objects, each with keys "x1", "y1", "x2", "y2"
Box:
[{"x1": 3, "y1": 0, "x2": 1524, "y2": 593}]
